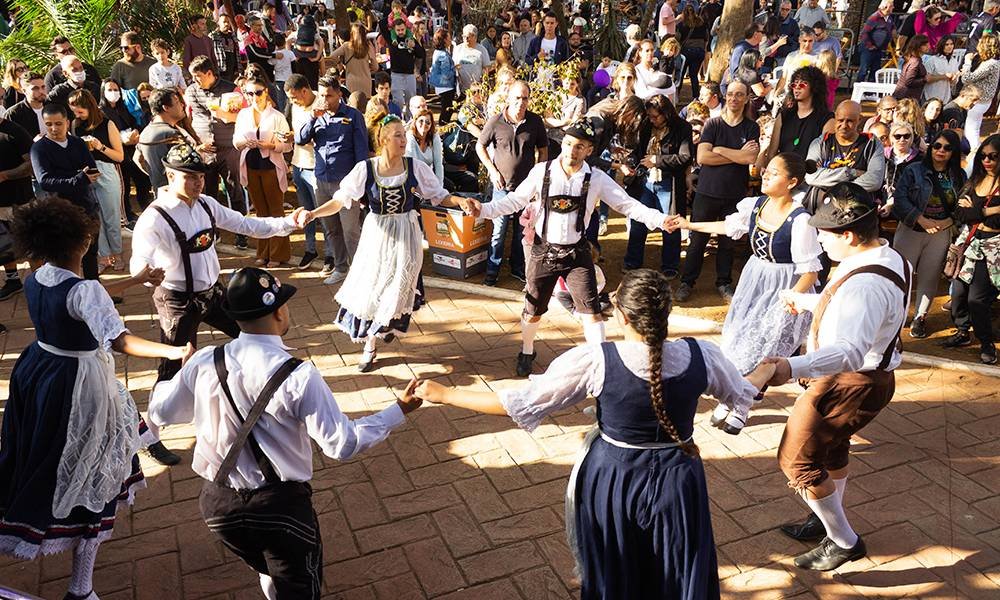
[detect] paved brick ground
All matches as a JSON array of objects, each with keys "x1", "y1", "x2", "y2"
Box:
[{"x1": 1, "y1": 254, "x2": 999, "y2": 599}]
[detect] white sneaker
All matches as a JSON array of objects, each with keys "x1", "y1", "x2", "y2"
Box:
[
  {"x1": 709, "y1": 404, "x2": 730, "y2": 428},
  {"x1": 722, "y1": 405, "x2": 750, "y2": 435},
  {"x1": 323, "y1": 270, "x2": 348, "y2": 285}
]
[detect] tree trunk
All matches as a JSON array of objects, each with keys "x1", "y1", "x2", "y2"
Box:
[
  {"x1": 639, "y1": 0, "x2": 658, "y2": 42},
  {"x1": 708, "y1": 0, "x2": 754, "y2": 82},
  {"x1": 336, "y1": 0, "x2": 350, "y2": 35}
]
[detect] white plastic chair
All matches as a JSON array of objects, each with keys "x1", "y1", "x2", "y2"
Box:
[{"x1": 875, "y1": 68, "x2": 901, "y2": 85}]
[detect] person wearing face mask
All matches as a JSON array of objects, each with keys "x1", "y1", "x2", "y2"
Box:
[
  {"x1": 101, "y1": 79, "x2": 151, "y2": 229},
  {"x1": 47, "y1": 55, "x2": 100, "y2": 108},
  {"x1": 43, "y1": 36, "x2": 101, "y2": 93}
]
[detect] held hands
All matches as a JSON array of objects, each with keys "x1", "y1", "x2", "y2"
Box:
[
  {"x1": 663, "y1": 215, "x2": 689, "y2": 233},
  {"x1": 458, "y1": 197, "x2": 482, "y2": 217},
  {"x1": 745, "y1": 360, "x2": 778, "y2": 390},
  {"x1": 412, "y1": 379, "x2": 447, "y2": 404},
  {"x1": 397, "y1": 378, "x2": 423, "y2": 414},
  {"x1": 289, "y1": 207, "x2": 314, "y2": 228},
  {"x1": 134, "y1": 264, "x2": 166, "y2": 287},
  {"x1": 759, "y1": 356, "x2": 792, "y2": 386},
  {"x1": 174, "y1": 342, "x2": 196, "y2": 365},
  {"x1": 878, "y1": 200, "x2": 894, "y2": 217},
  {"x1": 778, "y1": 289, "x2": 801, "y2": 315}
]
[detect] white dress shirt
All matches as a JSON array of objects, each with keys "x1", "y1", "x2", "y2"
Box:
[
  {"x1": 149, "y1": 333, "x2": 405, "y2": 489},
  {"x1": 500, "y1": 339, "x2": 759, "y2": 432},
  {"x1": 785, "y1": 241, "x2": 911, "y2": 380},
  {"x1": 332, "y1": 158, "x2": 449, "y2": 209},
  {"x1": 479, "y1": 160, "x2": 668, "y2": 246},
  {"x1": 130, "y1": 189, "x2": 297, "y2": 293}
]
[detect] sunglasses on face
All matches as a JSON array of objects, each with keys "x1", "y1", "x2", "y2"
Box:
[
  {"x1": 983, "y1": 152, "x2": 1000, "y2": 162},
  {"x1": 932, "y1": 142, "x2": 953, "y2": 151},
  {"x1": 244, "y1": 89, "x2": 266, "y2": 96},
  {"x1": 893, "y1": 133, "x2": 911, "y2": 140},
  {"x1": 790, "y1": 81, "x2": 808, "y2": 90}
]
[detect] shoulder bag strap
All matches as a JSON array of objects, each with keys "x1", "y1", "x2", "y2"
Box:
[{"x1": 213, "y1": 345, "x2": 304, "y2": 485}]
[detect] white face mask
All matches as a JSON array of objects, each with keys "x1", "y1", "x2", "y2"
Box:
[
  {"x1": 70, "y1": 70, "x2": 86, "y2": 84},
  {"x1": 104, "y1": 90, "x2": 121, "y2": 103}
]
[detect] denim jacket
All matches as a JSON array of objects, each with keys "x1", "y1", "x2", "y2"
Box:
[
  {"x1": 891, "y1": 161, "x2": 966, "y2": 228},
  {"x1": 428, "y1": 50, "x2": 456, "y2": 89}
]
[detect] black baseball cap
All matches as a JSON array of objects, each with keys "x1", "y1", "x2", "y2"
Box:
[{"x1": 223, "y1": 268, "x2": 297, "y2": 321}]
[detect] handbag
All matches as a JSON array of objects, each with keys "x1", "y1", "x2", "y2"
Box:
[{"x1": 944, "y1": 189, "x2": 995, "y2": 279}]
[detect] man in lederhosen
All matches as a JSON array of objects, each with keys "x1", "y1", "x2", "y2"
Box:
[
  {"x1": 763, "y1": 182, "x2": 912, "y2": 571},
  {"x1": 148, "y1": 267, "x2": 422, "y2": 598},
  {"x1": 131, "y1": 143, "x2": 307, "y2": 465},
  {"x1": 464, "y1": 119, "x2": 676, "y2": 376}
]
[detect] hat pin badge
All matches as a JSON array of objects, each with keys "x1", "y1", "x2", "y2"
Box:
[
  {"x1": 259, "y1": 275, "x2": 270, "y2": 288},
  {"x1": 262, "y1": 291, "x2": 276, "y2": 306}
]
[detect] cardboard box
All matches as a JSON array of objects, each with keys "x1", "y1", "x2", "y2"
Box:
[
  {"x1": 429, "y1": 246, "x2": 489, "y2": 279},
  {"x1": 420, "y1": 203, "x2": 492, "y2": 253}
]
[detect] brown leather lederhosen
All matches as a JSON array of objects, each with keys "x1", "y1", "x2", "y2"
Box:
[
  {"x1": 524, "y1": 160, "x2": 600, "y2": 317},
  {"x1": 777, "y1": 253, "x2": 912, "y2": 491}
]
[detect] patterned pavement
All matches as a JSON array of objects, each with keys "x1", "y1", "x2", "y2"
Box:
[{"x1": 0, "y1": 253, "x2": 999, "y2": 599}]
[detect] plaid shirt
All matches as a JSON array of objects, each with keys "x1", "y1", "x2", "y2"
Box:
[
  {"x1": 860, "y1": 12, "x2": 896, "y2": 51},
  {"x1": 210, "y1": 30, "x2": 243, "y2": 81}
]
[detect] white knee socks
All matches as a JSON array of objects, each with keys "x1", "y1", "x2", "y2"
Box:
[
  {"x1": 806, "y1": 491, "x2": 858, "y2": 549},
  {"x1": 833, "y1": 476, "x2": 847, "y2": 504},
  {"x1": 582, "y1": 319, "x2": 606, "y2": 344},
  {"x1": 68, "y1": 541, "x2": 100, "y2": 596},
  {"x1": 521, "y1": 318, "x2": 540, "y2": 354}
]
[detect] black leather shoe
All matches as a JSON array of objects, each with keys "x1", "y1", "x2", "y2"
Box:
[
  {"x1": 909, "y1": 316, "x2": 927, "y2": 339},
  {"x1": 484, "y1": 273, "x2": 499, "y2": 286},
  {"x1": 941, "y1": 329, "x2": 972, "y2": 348},
  {"x1": 981, "y1": 343, "x2": 997, "y2": 365},
  {"x1": 780, "y1": 513, "x2": 826, "y2": 542},
  {"x1": 145, "y1": 441, "x2": 181, "y2": 466},
  {"x1": 794, "y1": 535, "x2": 867, "y2": 571},
  {"x1": 515, "y1": 351, "x2": 536, "y2": 377}
]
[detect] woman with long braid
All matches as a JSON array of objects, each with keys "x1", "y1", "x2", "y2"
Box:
[{"x1": 412, "y1": 269, "x2": 773, "y2": 599}]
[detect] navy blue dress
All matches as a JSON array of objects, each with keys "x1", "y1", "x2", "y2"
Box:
[
  {"x1": 575, "y1": 339, "x2": 720, "y2": 600},
  {"x1": 0, "y1": 274, "x2": 143, "y2": 558}
]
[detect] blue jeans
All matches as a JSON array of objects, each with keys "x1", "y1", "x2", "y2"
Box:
[
  {"x1": 680, "y1": 46, "x2": 706, "y2": 99},
  {"x1": 623, "y1": 179, "x2": 680, "y2": 275},
  {"x1": 858, "y1": 48, "x2": 883, "y2": 83},
  {"x1": 486, "y1": 188, "x2": 525, "y2": 277},
  {"x1": 292, "y1": 166, "x2": 333, "y2": 257}
]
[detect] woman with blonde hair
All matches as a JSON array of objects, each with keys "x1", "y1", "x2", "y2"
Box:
[
  {"x1": 233, "y1": 75, "x2": 293, "y2": 267},
  {"x1": 961, "y1": 33, "x2": 1000, "y2": 160},
  {"x1": 2, "y1": 59, "x2": 27, "y2": 109},
  {"x1": 815, "y1": 50, "x2": 839, "y2": 110},
  {"x1": 330, "y1": 23, "x2": 378, "y2": 96},
  {"x1": 303, "y1": 115, "x2": 473, "y2": 372},
  {"x1": 894, "y1": 97, "x2": 927, "y2": 150}
]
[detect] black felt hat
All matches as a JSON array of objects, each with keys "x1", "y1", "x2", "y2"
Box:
[
  {"x1": 808, "y1": 182, "x2": 877, "y2": 231},
  {"x1": 223, "y1": 268, "x2": 297, "y2": 321},
  {"x1": 162, "y1": 142, "x2": 210, "y2": 174}
]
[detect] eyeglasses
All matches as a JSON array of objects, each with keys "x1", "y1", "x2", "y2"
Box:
[
  {"x1": 983, "y1": 152, "x2": 1000, "y2": 162},
  {"x1": 892, "y1": 133, "x2": 912, "y2": 140},
  {"x1": 726, "y1": 92, "x2": 747, "y2": 98},
  {"x1": 244, "y1": 89, "x2": 266, "y2": 96},
  {"x1": 932, "y1": 142, "x2": 953, "y2": 151},
  {"x1": 880, "y1": 106, "x2": 897, "y2": 112}
]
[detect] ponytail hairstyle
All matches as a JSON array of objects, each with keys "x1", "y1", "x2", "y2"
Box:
[
  {"x1": 772, "y1": 151, "x2": 817, "y2": 191},
  {"x1": 615, "y1": 269, "x2": 699, "y2": 457}
]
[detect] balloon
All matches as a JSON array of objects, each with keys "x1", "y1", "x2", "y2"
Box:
[{"x1": 593, "y1": 69, "x2": 611, "y2": 89}]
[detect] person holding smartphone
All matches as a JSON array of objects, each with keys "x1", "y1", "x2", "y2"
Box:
[{"x1": 29, "y1": 101, "x2": 101, "y2": 279}]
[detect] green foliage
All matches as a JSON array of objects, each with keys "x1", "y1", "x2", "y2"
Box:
[{"x1": 0, "y1": 0, "x2": 202, "y2": 76}]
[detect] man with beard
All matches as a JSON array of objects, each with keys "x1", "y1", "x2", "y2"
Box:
[{"x1": 111, "y1": 31, "x2": 157, "y2": 92}]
